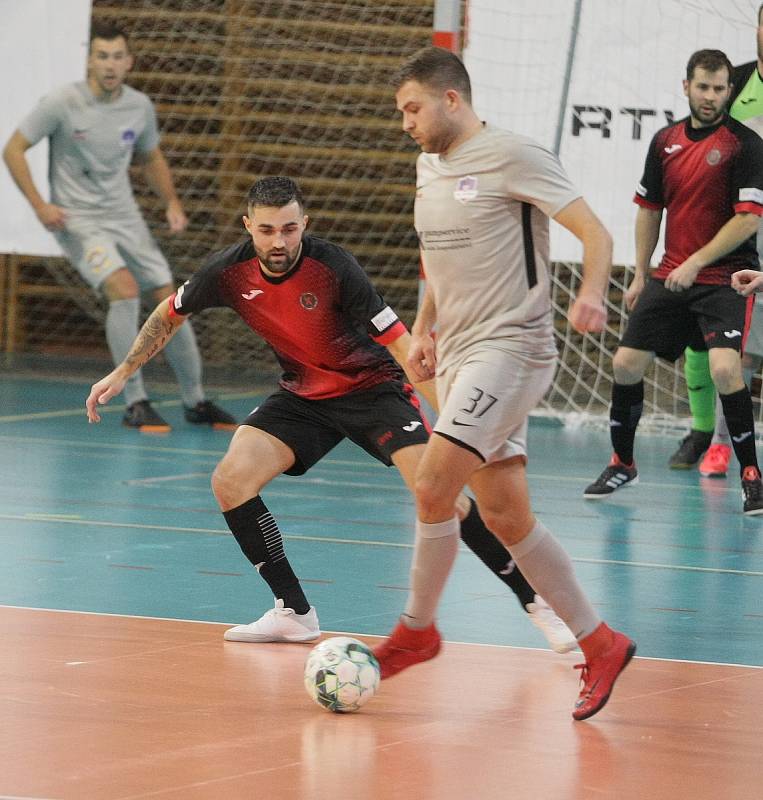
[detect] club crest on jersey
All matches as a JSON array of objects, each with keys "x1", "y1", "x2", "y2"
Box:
[
  {"x1": 121, "y1": 129, "x2": 136, "y2": 145},
  {"x1": 706, "y1": 148, "x2": 722, "y2": 166},
  {"x1": 454, "y1": 175, "x2": 478, "y2": 203},
  {"x1": 300, "y1": 292, "x2": 318, "y2": 310}
]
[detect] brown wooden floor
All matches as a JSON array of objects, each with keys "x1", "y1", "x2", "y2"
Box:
[{"x1": 1, "y1": 606, "x2": 761, "y2": 800}]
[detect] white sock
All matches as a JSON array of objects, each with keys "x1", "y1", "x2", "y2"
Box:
[
  {"x1": 105, "y1": 298, "x2": 146, "y2": 407},
  {"x1": 403, "y1": 516, "x2": 460, "y2": 629},
  {"x1": 163, "y1": 320, "x2": 205, "y2": 407},
  {"x1": 508, "y1": 520, "x2": 600, "y2": 640}
]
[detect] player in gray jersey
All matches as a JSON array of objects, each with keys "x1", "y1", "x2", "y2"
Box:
[
  {"x1": 372, "y1": 46, "x2": 635, "y2": 721},
  {"x1": 2, "y1": 21, "x2": 233, "y2": 432}
]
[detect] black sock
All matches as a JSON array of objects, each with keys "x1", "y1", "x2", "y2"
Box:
[
  {"x1": 719, "y1": 388, "x2": 759, "y2": 476},
  {"x1": 459, "y1": 499, "x2": 536, "y2": 608},
  {"x1": 222, "y1": 496, "x2": 310, "y2": 614},
  {"x1": 610, "y1": 381, "x2": 643, "y2": 465}
]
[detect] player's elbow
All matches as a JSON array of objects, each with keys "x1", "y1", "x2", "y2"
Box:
[
  {"x1": 2, "y1": 140, "x2": 15, "y2": 167},
  {"x1": 2, "y1": 132, "x2": 28, "y2": 169},
  {"x1": 582, "y1": 219, "x2": 613, "y2": 258},
  {"x1": 737, "y1": 212, "x2": 761, "y2": 238}
]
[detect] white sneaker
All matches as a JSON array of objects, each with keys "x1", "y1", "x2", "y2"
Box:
[
  {"x1": 525, "y1": 595, "x2": 577, "y2": 654},
  {"x1": 224, "y1": 599, "x2": 321, "y2": 643}
]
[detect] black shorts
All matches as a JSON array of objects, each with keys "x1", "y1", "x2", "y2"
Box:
[
  {"x1": 242, "y1": 381, "x2": 431, "y2": 475},
  {"x1": 621, "y1": 278, "x2": 754, "y2": 362}
]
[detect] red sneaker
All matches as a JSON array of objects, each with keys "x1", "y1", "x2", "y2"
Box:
[
  {"x1": 699, "y1": 443, "x2": 731, "y2": 478},
  {"x1": 572, "y1": 631, "x2": 636, "y2": 720},
  {"x1": 373, "y1": 619, "x2": 441, "y2": 679}
]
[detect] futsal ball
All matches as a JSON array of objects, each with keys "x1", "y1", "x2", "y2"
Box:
[{"x1": 304, "y1": 636, "x2": 381, "y2": 713}]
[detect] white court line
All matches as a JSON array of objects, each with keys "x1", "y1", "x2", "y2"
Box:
[
  {"x1": 1, "y1": 604, "x2": 761, "y2": 670},
  {"x1": 0, "y1": 433, "x2": 740, "y2": 493},
  {"x1": 0, "y1": 434, "x2": 386, "y2": 470},
  {"x1": 123, "y1": 474, "x2": 401, "y2": 490},
  {"x1": 3, "y1": 513, "x2": 763, "y2": 577},
  {"x1": 123, "y1": 472, "x2": 212, "y2": 485},
  {"x1": 0, "y1": 391, "x2": 261, "y2": 424},
  {"x1": 0, "y1": 795, "x2": 61, "y2": 800}
]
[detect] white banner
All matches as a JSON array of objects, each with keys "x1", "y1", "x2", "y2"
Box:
[
  {"x1": 464, "y1": 0, "x2": 757, "y2": 264},
  {"x1": 0, "y1": 0, "x2": 91, "y2": 255}
]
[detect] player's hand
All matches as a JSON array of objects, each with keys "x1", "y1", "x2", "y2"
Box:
[
  {"x1": 166, "y1": 201, "x2": 188, "y2": 234},
  {"x1": 407, "y1": 333, "x2": 437, "y2": 381},
  {"x1": 85, "y1": 371, "x2": 127, "y2": 423},
  {"x1": 664, "y1": 259, "x2": 700, "y2": 292},
  {"x1": 731, "y1": 269, "x2": 763, "y2": 296},
  {"x1": 624, "y1": 273, "x2": 645, "y2": 311},
  {"x1": 568, "y1": 292, "x2": 607, "y2": 333},
  {"x1": 36, "y1": 203, "x2": 67, "y2": 231}
]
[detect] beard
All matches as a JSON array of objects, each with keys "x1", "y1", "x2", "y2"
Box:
[
  {"x1": 259, "y1": 244, "x2": 302, "y2": 274},
  {"x1": 688, "y1": 97, "x2": 725, "y2": 127},
  {"x1": 416, "y1": 114, "x2": 460, "y2": 154}
]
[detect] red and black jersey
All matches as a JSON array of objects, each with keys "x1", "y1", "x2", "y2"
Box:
[
  {"x1": 170, "y1": 234, "x2": 407, "y2": 399},
  {"x1": 634, "y1": 114, "x2": 763, "y2": 284}
]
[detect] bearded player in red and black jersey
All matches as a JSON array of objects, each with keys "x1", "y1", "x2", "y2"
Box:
[
  {"x1": 584, "y1": 49, "x2": 763, "y2": 514},
  {"x1": 85, "y1": 176, "x2": 576, "y2": 651}
]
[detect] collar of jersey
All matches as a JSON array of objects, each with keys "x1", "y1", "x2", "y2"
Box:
[{"x1": 683, "y1": 114, "x2": 726, "y2": 142}]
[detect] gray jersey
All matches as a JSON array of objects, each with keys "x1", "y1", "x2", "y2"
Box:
[
  {"x1": 414, "y1": 125, "x2": 580, "y2": 372},
  {"x1": 19, "y1": 81, "x2": 160, "y2": 216}
]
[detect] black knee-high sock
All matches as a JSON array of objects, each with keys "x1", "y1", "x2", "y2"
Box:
[
  {"x1": 719, "y1": 388, "x2": 759, "y2": 476},
  {"x1": 222, "y1": 496, "x2": 310, "y2": 614},
  {"x1": 610, "y1": 381, "x2": 644, "y2": 465},
  {"x1": 459, "y1": 499, "x2": 536, "y2": 609}
]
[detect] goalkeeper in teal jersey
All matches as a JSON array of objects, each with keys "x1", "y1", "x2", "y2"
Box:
[{"x1": 670, "y1": 5, "x2": 763, "y2": 477}]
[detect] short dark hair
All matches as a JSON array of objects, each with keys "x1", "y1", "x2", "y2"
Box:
[
  {"x1": 247, "y1": 176, "x2": 305, "y2": 211},
  {"x1": 686, "y1": 49, "x2": 733, "y2": 83},
  {"x1": 89, "y1": 21, "x2": 129, "y2": 47},
  {"x1": 394, "y1": 46, "x2": 472, "y2": 103},
  {"x1": 759, "y1": 2, "x2": 763, "y2": 26}
]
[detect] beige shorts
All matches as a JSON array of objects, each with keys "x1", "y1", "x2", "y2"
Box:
[
  {"x1": 434, "y1": 345, "x2": 557, "y2": 464},
  {"x1": 54, "y1": 212, "x2": 173, "y2": 291}
]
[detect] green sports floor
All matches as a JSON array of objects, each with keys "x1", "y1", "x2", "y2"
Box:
[{"x1": 1, "y1": 372, "x2": 762, "y2": 668}]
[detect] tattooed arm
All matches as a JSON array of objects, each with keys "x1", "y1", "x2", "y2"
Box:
[{"x1": 85, "y1": 299, "x2": 186, "y2": 423}]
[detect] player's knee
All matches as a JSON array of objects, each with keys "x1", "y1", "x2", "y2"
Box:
[
  {"x1": 612, "y1": 349, "x2": 644, "y2": 384},
  {"x1": 211, "y1": 458, "x2": 247, "y2": 507},
  {"x1": 414, "y1": 473, "x2": 455, "y2": 518},
  {"x1": 477, "y1": 505, "x2": 529, "y2": 546},
  {"x1": 101, "y1": 268, "x2": 138, "y2": 301},
  {"x1": 710, "y1": 360, "x2": 744, "y2": 394}
]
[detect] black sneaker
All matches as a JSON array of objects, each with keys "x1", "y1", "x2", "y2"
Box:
[
  {"x1": 584, "y1": 456, "x2": 638, "y2": 498},
  {"x1": 668, "y1": 429, "x2": 712, "y2": 469},
  {"x1": 741, "y1": 466, "x2": 763, "y2": 515},
  {"x1": 122, "y1": 400, "x2": 171, "y2": 432},
  {"x1": 184, "y1": 400, "x2": 237, "y2": 430}
]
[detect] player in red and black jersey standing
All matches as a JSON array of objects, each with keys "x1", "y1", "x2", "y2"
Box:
[
  {"x1": 585, "y1": 49, "x2": 763, "y2": 514},
  {"x1": 85, "y1": 176, "x2": 576, "y2": 651}
]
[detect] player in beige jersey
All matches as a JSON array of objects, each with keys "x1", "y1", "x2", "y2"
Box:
[{"x1": 372, "y1": 46, "x2": 636, "y2": 721}]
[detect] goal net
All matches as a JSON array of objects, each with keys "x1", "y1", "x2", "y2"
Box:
[
  {"x1": 465, "y1": 0, "x2": 760, "y2": 431},
  {"x1": 5, "y1": 0, "x2": 435, "y2": 381},
  {"x1": 4, "y1": 0, "x2": 762, "y2": 433}
]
